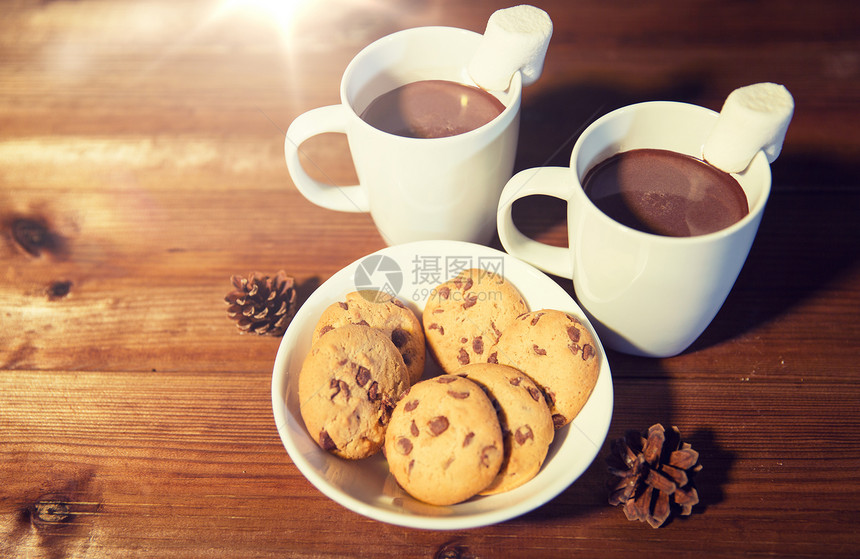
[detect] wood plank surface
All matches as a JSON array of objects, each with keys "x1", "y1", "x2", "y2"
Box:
[{"x1": 2, "y1": 0, "x2": 860, "y2": 557}]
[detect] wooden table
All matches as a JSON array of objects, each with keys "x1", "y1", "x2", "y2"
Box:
[{"x1": 2, "y1": 0, "x2": 859, "y2": 556}]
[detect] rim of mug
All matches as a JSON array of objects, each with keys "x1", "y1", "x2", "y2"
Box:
[
  {"x1": 570, "y1": 100, "x2": 773, "y2": 243},
  {"x1": 339, "y1": 25, "x2": 523, "y2": 143}
]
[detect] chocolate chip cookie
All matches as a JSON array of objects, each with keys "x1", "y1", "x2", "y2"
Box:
[
  {"x1": 423, "y1": 269, "x2": 528, "y2": 374},
  {"x1": 459, "y1": 363, "x2": 555, "y2": 494},
  {"x1": 299, "y1": 324, "x2": 410, "y2": 460},
  {"x1": 487, "y1": 309, "x2": 600, "y2": 429},
  {"x1": 312, "y1": 290, "x2": 425, "y2": 384},
  {"x1": 384, "y1": 374, "x2": 504, "y2": 505}
]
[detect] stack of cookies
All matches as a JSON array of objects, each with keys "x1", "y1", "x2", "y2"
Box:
[{"x1": 297, "y1": 269, "x2": 600, "y2": 506}]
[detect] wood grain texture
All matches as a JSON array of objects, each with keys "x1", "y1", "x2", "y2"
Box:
[{"x1": 2, "y1": 0, "x2": 860, "y2": 557}]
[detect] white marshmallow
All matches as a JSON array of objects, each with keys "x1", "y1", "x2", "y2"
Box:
[
  {"x1": 468, "y1": 5, "x2": 553, "y2": 91},
  {"x1": 703, "y1": 82, "x2": 794, "y2": 173}
]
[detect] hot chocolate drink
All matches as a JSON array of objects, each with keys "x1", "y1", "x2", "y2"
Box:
[
  {"x1": 582, "y1": 148, "x2": 749, "y2": 237},
  {"x1": 360, "y1": 79, "x2": 505, "y2": 139}
]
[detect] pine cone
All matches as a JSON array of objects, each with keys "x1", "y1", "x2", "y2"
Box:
[
  {"x1": 607, "y1": 424, "x2": 702, "y2": 528},
  {"x1": 225, "y1": 271, "x2": 297, "y2": 336}
]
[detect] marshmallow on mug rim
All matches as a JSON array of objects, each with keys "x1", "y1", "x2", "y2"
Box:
[
  {"x1": 468, "y1": 5, "x2": 553, "y2": 91},
  {"x1": 703, "y1": 82, "x2": 794, "y2": 173}
]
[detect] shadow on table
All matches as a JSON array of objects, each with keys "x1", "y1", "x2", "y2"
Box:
[
  {"x1": 515, "y1": 423, "x2": 734, "y2": 526},
  {"x1": 296, "y1": 276, "x2": 322, "y2": 306},
  {"x1": 686, "y1": 427, "x2": 734, "y2": 514},
  {"x1": 689, "y1": 150, "x2": 860, "y2": 351},
  {"x1": 512, "y1": 352, "x2": 706, "y2": 525}
]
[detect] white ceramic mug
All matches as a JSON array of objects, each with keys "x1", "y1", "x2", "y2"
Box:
[
  {"x1": 285, "y1": 26, "x2": 522, "y2": 246},
  {"x1": 497, "y1": 101, "x2": 772, "y2": 357}
]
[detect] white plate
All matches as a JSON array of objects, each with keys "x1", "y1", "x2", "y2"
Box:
[{"x1": 271, "y1": 240, "x2": 613, "y2": 530}]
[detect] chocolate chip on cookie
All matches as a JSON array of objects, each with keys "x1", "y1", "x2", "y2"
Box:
[
  {"x1": 423, "y1": 269, "x2": 528, "y2": 374},
  {"x1": 313, "y1": 290, "x2": 425, "y2": 384},
  {"x1": 384, "y1": 374, "x2": 503, "y2": 505},
  {"x1": 460, "y1": 363, "x2": 555, "y2": 494},
  {"x1": 486, "y1": 309, "x2": 600, "y2": 429}
]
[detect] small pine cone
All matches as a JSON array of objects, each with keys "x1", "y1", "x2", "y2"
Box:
[
  {"x1": 225, "y1": 271, "x2": 297, "y2": 336},
  {"x1": 607, "y1": 424, "x2": 702, "y2": 528}
]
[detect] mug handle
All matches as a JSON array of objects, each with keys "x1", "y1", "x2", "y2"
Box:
[
  {"x1": 497, "y1": 167, "x2": 574, "y2": 279},
  {"x1": 284, "y1": 104, "x2": 370, "y2": 213}
]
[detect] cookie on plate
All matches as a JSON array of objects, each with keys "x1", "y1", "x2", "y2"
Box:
[
  {"x1": 423, "y1": 269, "x2": 528, "y2": 373},
  {"x1": 487, "y1": 309, "x2": 600, "y2": 429},
  {"x1": 312, "y1": 290, "x2": 425, "y2": 384},
  {"x1": 299, "y1": 324, "x2": 410, "y2": 460},
  {"x1": 459, "y1": 363, "x2": 555, "y2": 494},
  {"x1": 384, "y1": 374, "x2": 504, "y2": 505}
]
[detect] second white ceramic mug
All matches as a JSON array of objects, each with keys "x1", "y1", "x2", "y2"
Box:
[
  {"x1": 497, "y1": 101, "x2": 772, "y2": 357},
  {"x1": 285, "y1": 26, "x2": 522, "y2": 246}
]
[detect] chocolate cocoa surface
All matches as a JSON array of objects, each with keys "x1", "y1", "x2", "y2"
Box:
[
  {"x1": 360, "y1": 79, "x2": 505, "y2": 139},
  {"x1": 582, "y1": 148, "x2": 749, "y2": 237}
]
